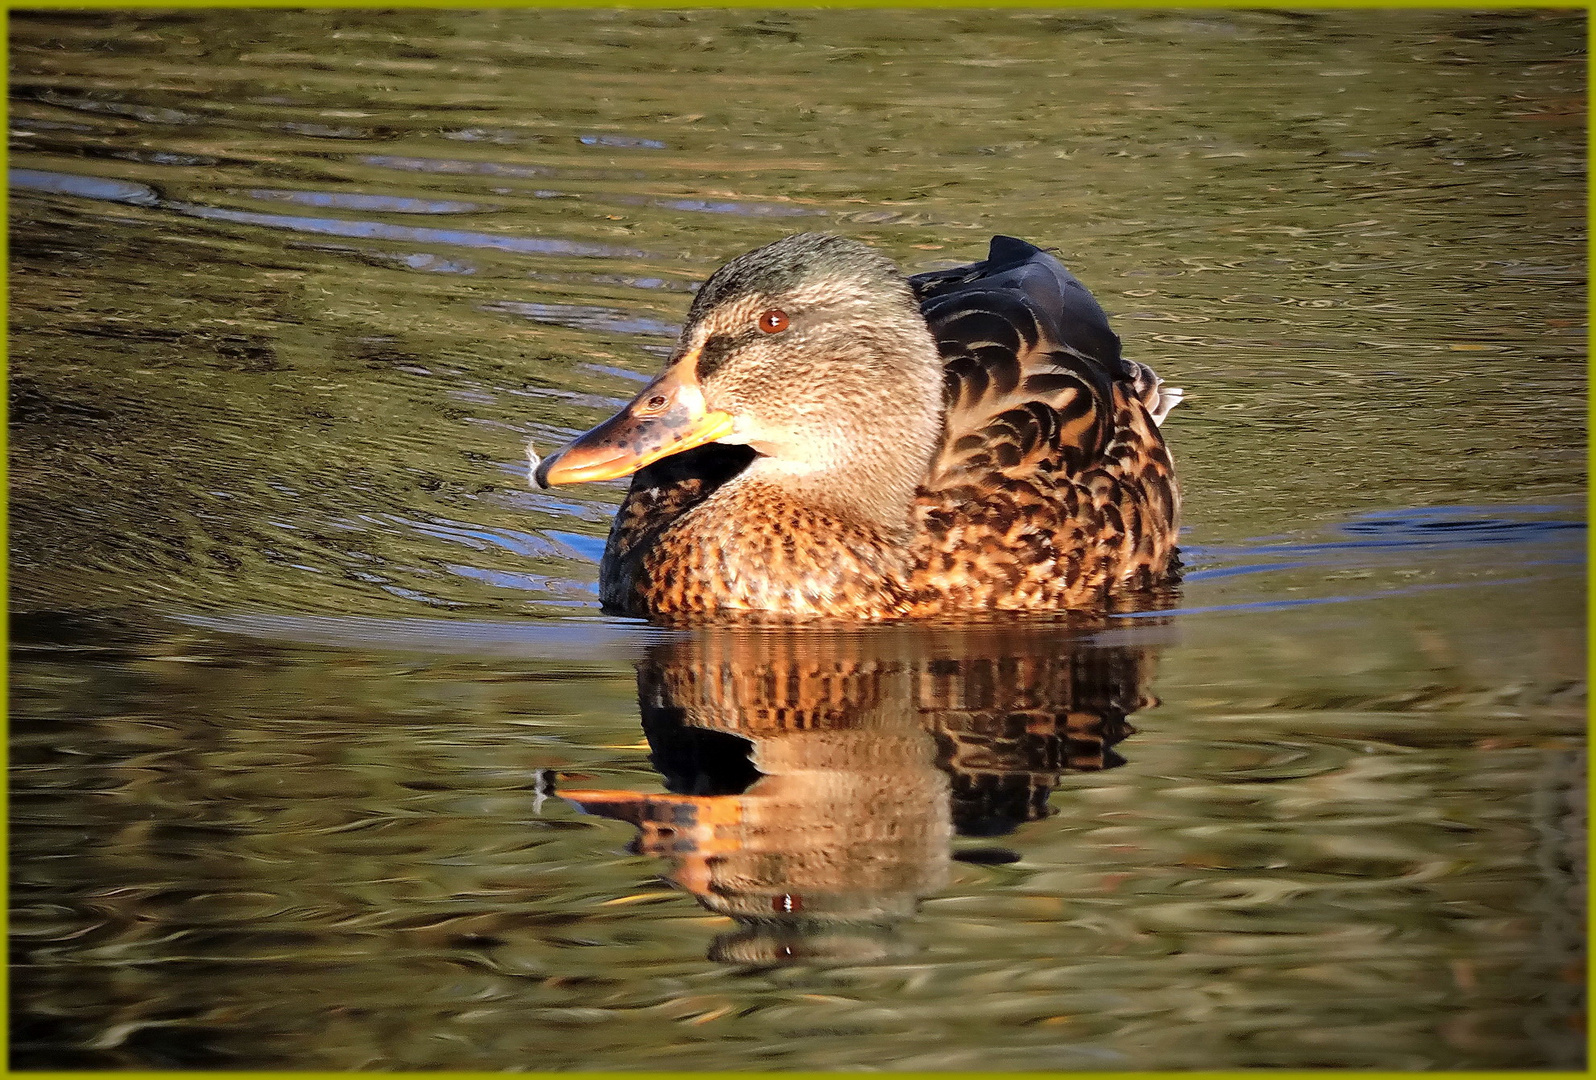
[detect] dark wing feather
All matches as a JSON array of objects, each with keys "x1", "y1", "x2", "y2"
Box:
[
  {"x1": 912, "y1": 234, "x2": 1127, "y2": 375},
  {"x1": 907, "y1": 237, "x2": 1181, "y2": 610}
]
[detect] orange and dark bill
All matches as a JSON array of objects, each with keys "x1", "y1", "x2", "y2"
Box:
[{"x1": 533, "y1": 360, "x2": 734, "y2": 487}]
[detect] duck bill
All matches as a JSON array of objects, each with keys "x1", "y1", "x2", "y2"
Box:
[{"x1": 533, "y1": 363, "x2": 735, "y2": 487}]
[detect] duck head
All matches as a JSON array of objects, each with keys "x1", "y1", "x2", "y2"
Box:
[{"x1": 533, "y1": 233, "x2": 945, "y2": 533}]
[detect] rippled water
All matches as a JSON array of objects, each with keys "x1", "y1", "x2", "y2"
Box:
[{"x1": 9, "y1": 8, "x2": 1586, "y2": 1070}]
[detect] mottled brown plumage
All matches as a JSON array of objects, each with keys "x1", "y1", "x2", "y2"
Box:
[{"x1": 534, "y1": 233, "x2": 1182, "y2": 620}]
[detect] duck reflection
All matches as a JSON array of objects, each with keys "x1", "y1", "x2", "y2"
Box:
[{"x1": 561, "y1": 615, "x2": 1167, "y2": 963}]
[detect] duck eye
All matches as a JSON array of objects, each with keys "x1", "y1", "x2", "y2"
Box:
[{"x1": 757, "y1": 309, "x2": 789, "y2": 334}]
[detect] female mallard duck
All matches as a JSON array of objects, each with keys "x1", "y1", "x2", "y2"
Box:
[{"x1": 532, "y1": 233, "x2": 1181, "y2": 620}]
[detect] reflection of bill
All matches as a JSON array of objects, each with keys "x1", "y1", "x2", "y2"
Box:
[{"x1": 562, "y1": 616, "x2": 1168, "y2": 963}]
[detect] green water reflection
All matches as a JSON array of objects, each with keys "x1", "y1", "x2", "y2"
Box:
[{"x1": 9, "y1": 7, "x2": 1585, "y2": 1070}]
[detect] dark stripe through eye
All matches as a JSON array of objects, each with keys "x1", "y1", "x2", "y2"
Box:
[{"x1": 695, "y1": 330, "x2": 756, "y2": 381}]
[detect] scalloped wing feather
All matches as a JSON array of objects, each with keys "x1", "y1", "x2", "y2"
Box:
[{"x1": 906, "y1": 237, "x2": 1181, "y2": 611}]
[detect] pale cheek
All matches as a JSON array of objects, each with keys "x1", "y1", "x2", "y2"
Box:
[{"x1": 720, "y1": 415, "x2": 758, "y2": 447}]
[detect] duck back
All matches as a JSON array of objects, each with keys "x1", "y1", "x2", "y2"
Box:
[{"x1": 905, "y1": 236, "x2": 1181, "y2": 612}]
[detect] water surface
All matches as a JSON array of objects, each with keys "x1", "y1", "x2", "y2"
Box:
[{"x1": 9, "y1": 8, "x2": 1585, "y2": 1070}]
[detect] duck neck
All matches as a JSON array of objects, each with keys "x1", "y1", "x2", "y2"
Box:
[
  {"x1": 739, "y1": 445, "x2": 925, "y2": 541},
  {"x1": 739, "y1": 354, "x2": 943, "y2": 540}
]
